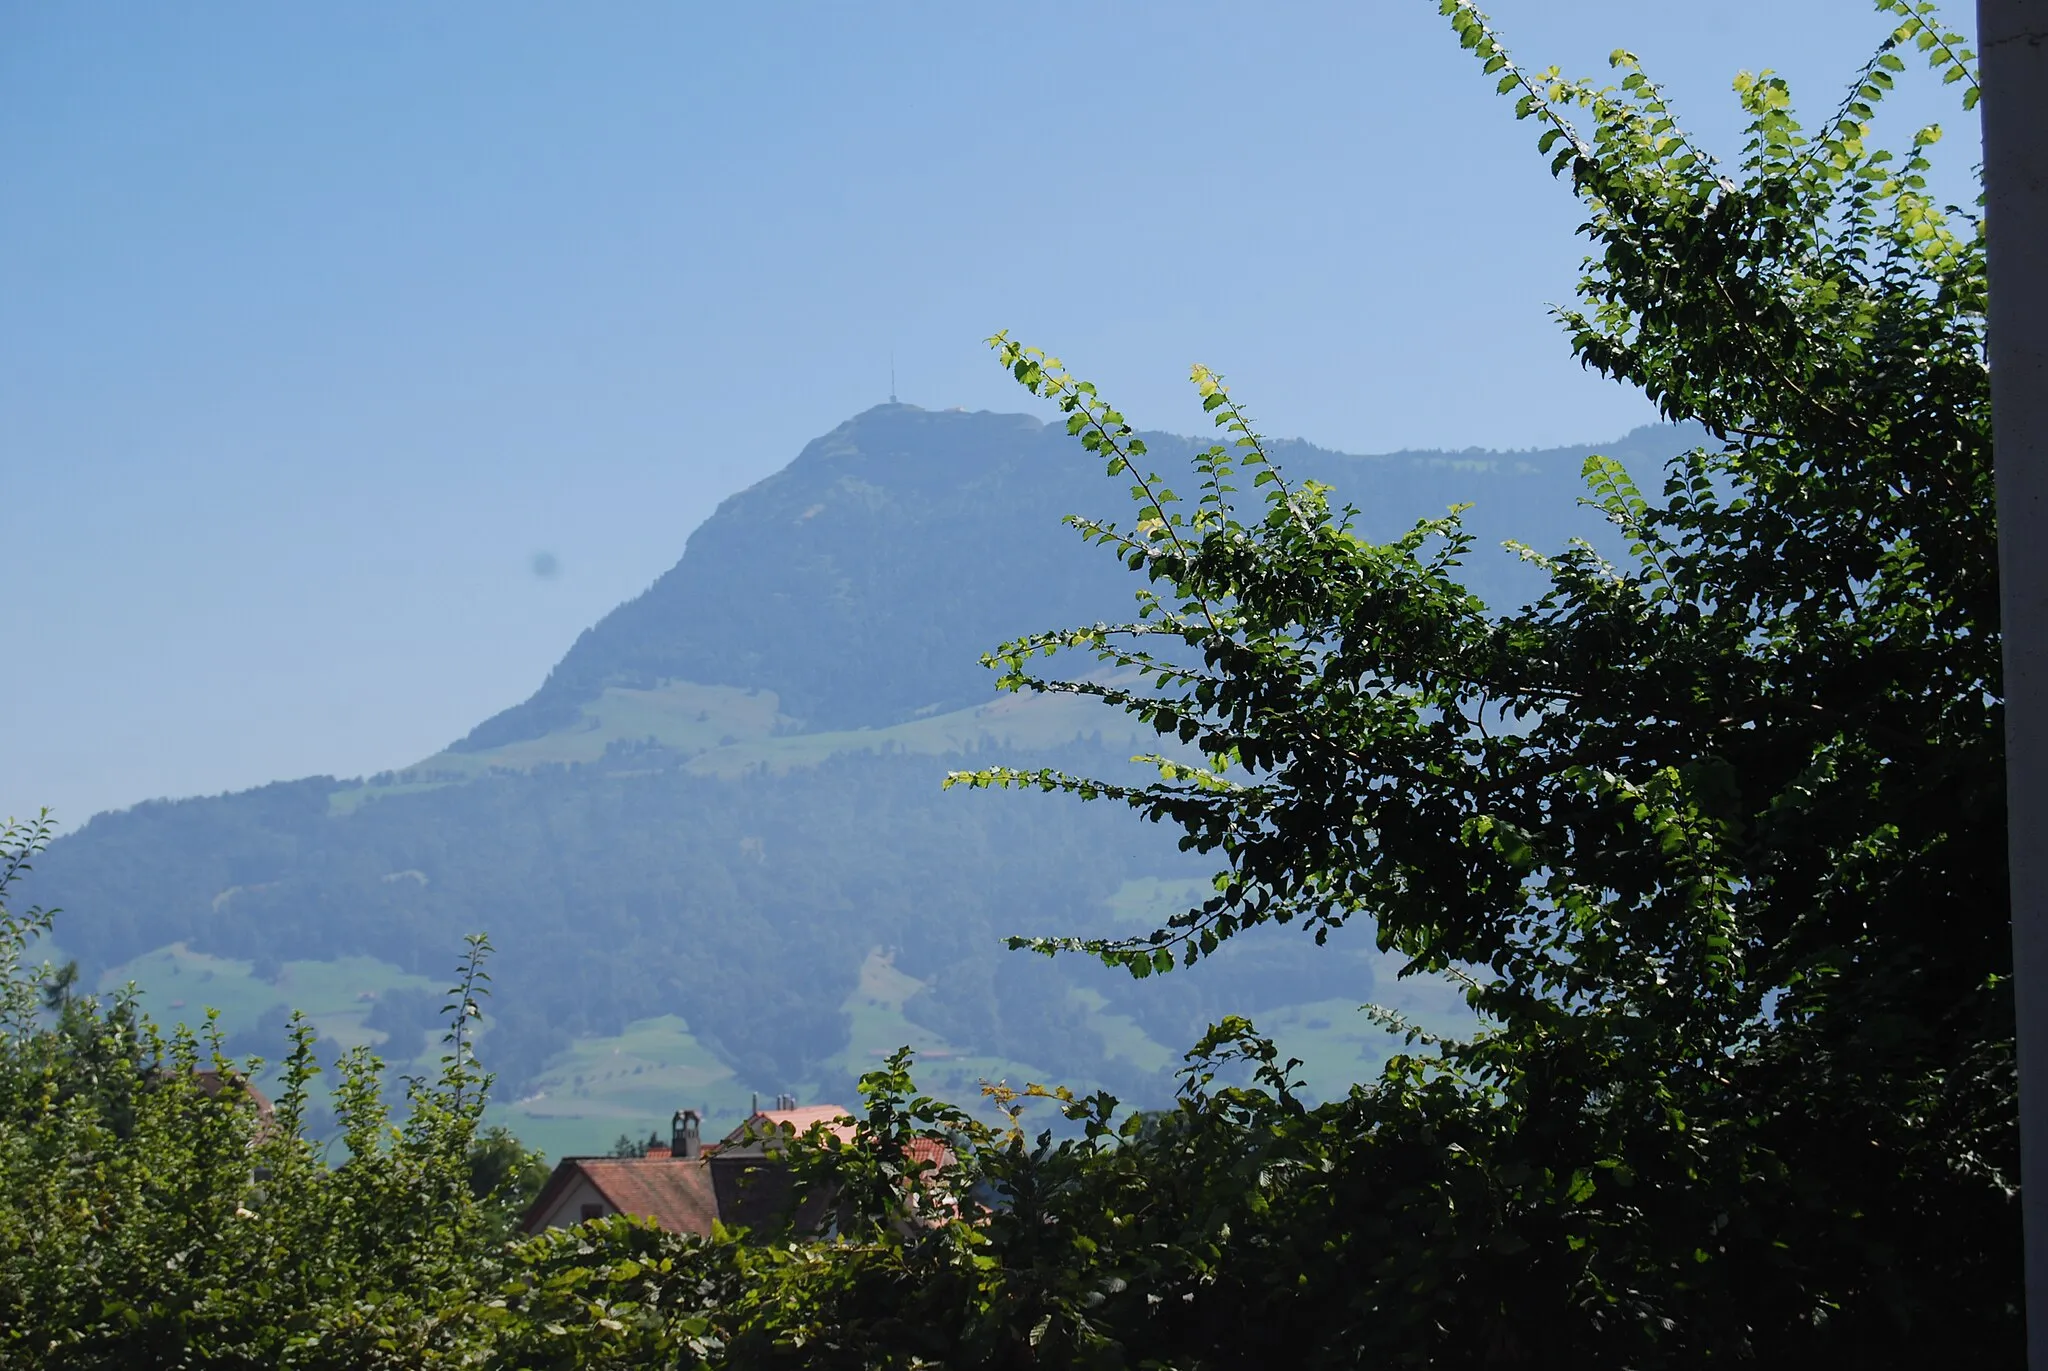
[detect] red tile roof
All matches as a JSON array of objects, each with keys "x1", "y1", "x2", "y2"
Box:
[
  {"x1": 721, "y1": 1108, "x2": 952, "y2": 1170},
  {"x1": 521, "y1": 1104, "x2": 955, "y2": 1239},
  {"x1": 727, "y1": 1105, "x2": 855, "y2": 1145},
  {"x1": 523, "y1": 1156, "x2": 721, "y2": 1236},
  {"x1": 903, "y1": 1137, "x2": 951, "y2": 1168}
]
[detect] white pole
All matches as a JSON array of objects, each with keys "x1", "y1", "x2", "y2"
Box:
[{"x1": 1981, "y1": 1, "x2": 2048, "y2": 1362}]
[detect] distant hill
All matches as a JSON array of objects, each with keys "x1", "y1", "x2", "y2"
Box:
[{"x1": 25, "y1": 405, "x2": 1705, "y2": 1150}]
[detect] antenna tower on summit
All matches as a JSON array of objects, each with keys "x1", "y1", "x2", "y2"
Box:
[{"x1": 889, "y1": 352, "x2": 897, "y2": 404}]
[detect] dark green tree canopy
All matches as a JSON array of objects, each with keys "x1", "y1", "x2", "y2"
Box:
[{"x1": 944, "y1": 0, "x2": 2009, "y2": 1357}]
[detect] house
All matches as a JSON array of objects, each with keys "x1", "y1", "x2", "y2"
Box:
[
  {"x1": 147, "y1": 1067, "x2": 274, "y2": 1122},
  {"x1": 520, "y1": 1102, "x2": 860, "y2": 1237}
]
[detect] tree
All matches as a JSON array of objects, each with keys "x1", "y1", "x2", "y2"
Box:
[
  {"x1": 469, "y1": 1124, "x2": 554, "y2": 1237},
  {"x1": 0, "y1": 814, "x2": 511, "y2": 1369},
  {"x1": 943, "y1": 0, "x2": 2013, "y2": 1360}
]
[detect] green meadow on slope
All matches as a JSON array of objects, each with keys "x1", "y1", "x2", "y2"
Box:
[{"x1": 335, "y1": 677, "x2": 1161, "y2": 806}]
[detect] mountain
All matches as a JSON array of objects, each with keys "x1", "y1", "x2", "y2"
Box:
[
  {"x1": 24, "y1": 404, "x2": 1705, "y2": 1153},
  {"x1": 458, "y1": 405, "x2": 1691, "y2": 748}
]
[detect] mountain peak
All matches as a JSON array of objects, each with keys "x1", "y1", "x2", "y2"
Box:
[{"x1": 452, "y1": 406, "x2": 1117, "y2": 751}]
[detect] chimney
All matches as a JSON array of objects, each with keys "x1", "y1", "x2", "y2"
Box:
[{"x1": 672, "y1": 1108, "x2": 701, "y2": 1160}]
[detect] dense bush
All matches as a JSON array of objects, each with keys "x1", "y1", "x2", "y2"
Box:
[{"x1": 0, "y1": 820, "x2": 517, "y2": 1368}]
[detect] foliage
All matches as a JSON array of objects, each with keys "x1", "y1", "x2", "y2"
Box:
[
  {"x1": 0, "y1": 815, "x2": 513, "y2": 1369},
  {"x1": 932, "y1": 0, "x2": 2013, "y2": 1360},
  {"x1": 469, "y1": 1124, "x2": 555, "y2": 1237}
]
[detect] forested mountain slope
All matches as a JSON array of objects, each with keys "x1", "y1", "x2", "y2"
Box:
[{"x1": 26, "y1": 404, "x2": 1702, "y2": 1129}]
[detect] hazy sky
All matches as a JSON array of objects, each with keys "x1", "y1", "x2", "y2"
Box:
[{"x1": 2, "y1": 1, "x2": 1982, "y2": 829}]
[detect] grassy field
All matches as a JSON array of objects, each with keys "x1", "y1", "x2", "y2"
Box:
[
  {"x1": 681, "y1": 689, "x2": 1155, "y2": 780},
  {"x1": 93, "y1": 943, "x2": 441, "y2": 1059},
  {"x1": 1101, "y1": 875, "x2": 1213, "y2": 929},
  {"x1": 327, "y1": 678, "x2": 1158, "y2": 817},
  {"x1": 490, "y1": 1014, "x2": 756, "y2": 1161}
]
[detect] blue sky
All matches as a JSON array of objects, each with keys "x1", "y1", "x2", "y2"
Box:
[{"x1": 1, "y1": 1, "x2": 1982, "y2": 828}]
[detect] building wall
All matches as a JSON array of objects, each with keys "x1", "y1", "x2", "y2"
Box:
[{"x1": 530, "y1": 1173, "x2": 612, "y2": 1231}]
